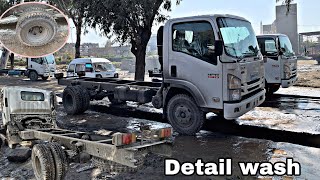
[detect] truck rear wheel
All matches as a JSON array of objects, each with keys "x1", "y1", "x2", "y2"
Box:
[
  {"x1": 75, "y1": 85, "x2": 90, "y2": 112},
  {"x1": 32, "y1": 144, "x2": 56, "y2": 180},
  {"x1": 62, "y1": 86, "x2": 82, "y2": 115},
  {"x1": 166, "y1": 94, "x2": 205, "y2": 135},
  {"x1": 29, "y1": 71, "x2": 38, "y2": 81},
  {"x1": 47, "y1": 143, "x2": 68, "y2": 180}
]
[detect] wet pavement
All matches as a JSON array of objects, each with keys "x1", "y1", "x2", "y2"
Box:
[{"x1": 0, "y1": 77, "x2": 320, "y2": 179}]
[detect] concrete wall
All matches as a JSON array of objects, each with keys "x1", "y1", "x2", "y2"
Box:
[{"x1": 275, "y1": 4, "x2": 299, "y2": 54}]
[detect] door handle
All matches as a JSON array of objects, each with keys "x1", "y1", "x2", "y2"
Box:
[{"x1": 171, "y1": 66, "x2": 177, "y2": 77}]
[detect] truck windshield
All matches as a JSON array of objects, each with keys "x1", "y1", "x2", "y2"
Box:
[
  {"x1": 217, "y1": 17, "x2": 259, "y2": 59},
  {"x1": 279, "y1": 36, "x2": 295, "y2": 57},
  {"x1": 94, "y1": 63, "x2": 115, "y2": 72},
  {"x1": 45, "y1": 55, "x2": 55, "y2": 64}
]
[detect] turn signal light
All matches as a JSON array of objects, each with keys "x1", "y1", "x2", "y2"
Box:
[
  {"x1": 159, "y1": 128, "x2": 172, "y2": 139},
  {"x1": 113, "y1": 133, "x2": 137, "y2": 146}
]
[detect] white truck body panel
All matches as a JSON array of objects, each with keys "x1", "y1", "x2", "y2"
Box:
[
  {"x1": 1, "y1": 86, "x2": 53, "y2": 126},
  {"x1": 257, "y1": 34, "x2": 298, "y2": 88}
]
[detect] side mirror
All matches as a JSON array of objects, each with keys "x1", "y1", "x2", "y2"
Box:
[
  {"x1": 212, "y1": 40, "x2": 223, "y2": 56},
  {"x1": 279, "y1": 48, "x2": 286, "y2": 55}
]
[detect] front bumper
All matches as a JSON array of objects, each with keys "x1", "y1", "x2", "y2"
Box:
[
  {"x1": 224, "y1": 89, "x2": 266, "y2": 120},
  {"x1": 281, "y1": 76, "x2": 298, "y2": 88}
]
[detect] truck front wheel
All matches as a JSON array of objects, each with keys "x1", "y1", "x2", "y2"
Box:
[
  {"x1": 29, "y1": 71, "x2": 38, "y2": 81},
  {"x1": 266, "y1": 84, "x2": 280, "y2": 95},
  {"x1": 167, "y1": 94, "x2": 205, "y2": 135}
]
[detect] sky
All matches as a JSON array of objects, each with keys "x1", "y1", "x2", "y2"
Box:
[{"x1": 67, "y1": 0, "x2": 320, "y2": 47}]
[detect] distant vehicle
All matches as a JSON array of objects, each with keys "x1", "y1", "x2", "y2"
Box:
[
  {"x1": 0, "y1": 53, "x2": 56, "y2": 81},
  {"x1": 257, "y1": 34, "x2": 298, "y2": 95},
  {"x1": 67, "y1": 58, "x2": 119, "y2": 78},
  {"x1": 26, "y1": 54, "x2": 57, "y2": 81}
]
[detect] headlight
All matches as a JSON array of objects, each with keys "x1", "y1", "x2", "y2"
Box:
[
  {"x1": 228, "y1": 74, "x2": 242, "y2": 101},
  {"x1": 228, "y1": 74, "x2": 241, "y2": 89},
  {"x1": 284, "y1": 65, "x2": 291, "y2": 79}
]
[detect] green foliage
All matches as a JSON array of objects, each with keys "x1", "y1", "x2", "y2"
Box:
[{"x1": 0, "y1": 0, "x2": 10, "y2": 15}]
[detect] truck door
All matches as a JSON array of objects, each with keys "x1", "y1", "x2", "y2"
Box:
[
  {"x1": 167, "y1": 20, "x2": 223, "y2": 108},
  {"x1": 257, "y1": 37, "x2": 281, "y2": 84},
  {"x1": 28, "y1": 58, "x2": 45, "y2": 75},
  {"x1": 45, "y1": 55, "x2": 56, "y2": 76}
]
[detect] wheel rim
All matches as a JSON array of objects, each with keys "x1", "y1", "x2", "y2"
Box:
[
  {"x1": 173, "y1": 104, "x2": 193, "y2": 128},
  {"x1": 30, "y1": 72, "x2": 37, "y2": 80},
  {"x1": 19, "y1": 19, "x2": 56, "y2": 46}
]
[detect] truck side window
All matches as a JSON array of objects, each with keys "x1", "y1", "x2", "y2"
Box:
[
  {"x1": 31, "y1": 58, "x2": 43, "y2": 64},
  {"x1": 258, "y1": 38, "x2": 277, "y2": 56},
  {"x1": 172, "y1": 21, "x2": 217, "y2": 65},
  {"x1": 76, "y1": 64, "x2": 85, "y2": 72},
  {"x1": 21, "y1": 91, "x2": 45, "y2": 101},
  {"x1": 68, "y1": 64, "x2": 75, "y2": 72}
]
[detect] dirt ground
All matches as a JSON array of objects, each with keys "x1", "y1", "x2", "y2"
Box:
[
  {"x1": 0, "y1": 73, "x2": 320, "y2": 179},
  {"x1": 295, "y1": 60, "x2": 320, "y2": 88}
]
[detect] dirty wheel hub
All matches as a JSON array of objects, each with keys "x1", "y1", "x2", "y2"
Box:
[{"x1": 174, "y1": 106, "x2": 192, "y2": 125}]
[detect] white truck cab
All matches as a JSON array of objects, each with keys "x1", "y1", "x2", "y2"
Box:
[
  {"x1": 257, "y1": 34, "x2": 298, "y2": 94},
  {"x1": 67, "y1": 58, "x2": 119, "y2": 78},
  {"x1": 1, "y1": 86, "x2": 57, "y2": 148},
  {"x1": 160, "y1": 15, "x2": 266, "y2": 121},
  {"x1": 26, "y1": 54, "x2": 56, "y2": 81}
]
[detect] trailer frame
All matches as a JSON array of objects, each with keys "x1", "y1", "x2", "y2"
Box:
[{"x1": 18, "y1": 128, "x2": 172, "y2": 168}]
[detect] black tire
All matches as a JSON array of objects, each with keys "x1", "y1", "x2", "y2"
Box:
[
  {"x1": 47, "y1": 142, "x2": 68, "y2": 180},
  {"x1": 42, "y1": 76, "x2": 49, "y2": 81},
  {"x1": 62, "y1": 86, "x2": 82, "y2": 115},
  {"x1": 96, "y1": 75, "x2": 103, "y2": 79},
  {"x1": 76, "y1": 85, "x2": 91, "y2": 113},
  {"x1": 266, "y1": 83, "x2": 280, "y2": 95},
  {"x1": 16, "y1": 11, "x2": 57, "y2": 47},
  {"x1": 114, "y1": 73, "x2": 119, "y2": 78},
  {"x1": 167, "y1": 94, "x2": 205, "y2": 135},
  {"x1": 32, "y1": 144, "x2": 56, "y2": 180},
  {"x1": 29, "y1": 71, "x2": 38, "y2": 81}
]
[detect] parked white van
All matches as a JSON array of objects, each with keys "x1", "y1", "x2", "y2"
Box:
[{"x1": 67, "y1": 58, "x2": 119, "y2": 78}]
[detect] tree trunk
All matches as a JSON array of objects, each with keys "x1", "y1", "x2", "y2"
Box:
[
  {"x1": 9, "y1": 53, "x2": 14, "y2": 70},
  {"x1": 134, "y1": 46, "x2": 147, "y2": 81},
  {"x1": 75, "y1": 23, "x2": 82, "y2": 58}
]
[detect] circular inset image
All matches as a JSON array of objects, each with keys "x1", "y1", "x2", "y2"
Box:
[{"x1": 0, "y1": 2, "x2": 70, "y2": 57}]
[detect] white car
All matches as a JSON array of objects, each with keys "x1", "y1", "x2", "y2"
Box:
[{"x1": 67, "y1": 58, "x2": 119, "y2": 78}]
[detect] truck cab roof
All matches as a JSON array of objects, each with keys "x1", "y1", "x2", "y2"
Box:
[
  {"x1": 257, "y1": 34, "x2": 288, "y2": 38},
  {"x1": 166, "y1": 14, "x2": 250, "y2": 24}
]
